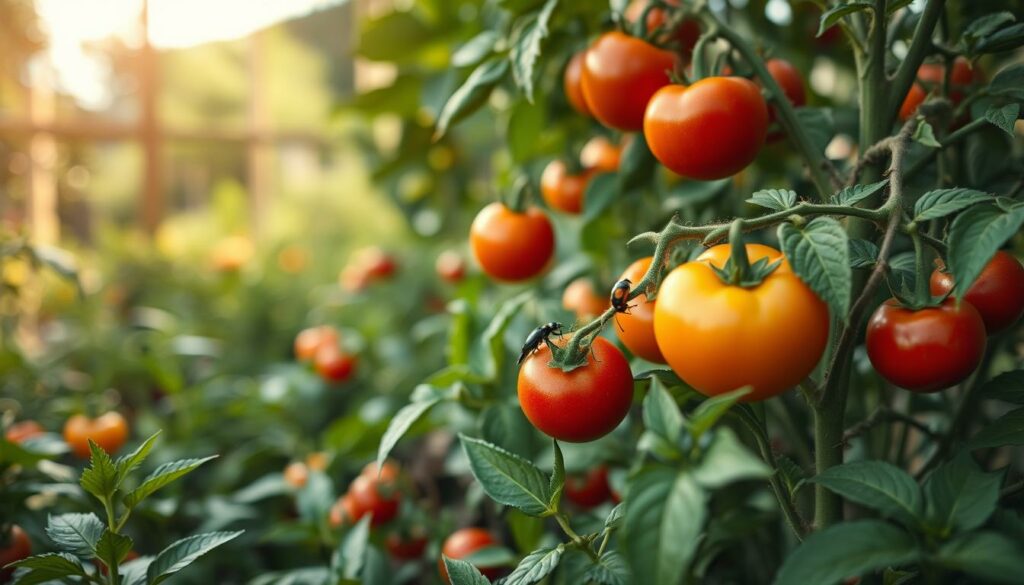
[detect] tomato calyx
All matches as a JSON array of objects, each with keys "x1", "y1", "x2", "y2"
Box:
[
  {"x1": 502, "y1": 176, "x2": 531, "y2": 214},
  {"x1": 709, "y1": 220, "x2": 781, "y2": 288}
]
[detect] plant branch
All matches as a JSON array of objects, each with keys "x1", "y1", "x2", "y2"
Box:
[
  {"x1": 904, "y1": 117, "x2": 989, "y2": 180},
  {"x1": 888, "y1": 0, "x2": 947, "y2": 129},
  {"x1": 842, "y1": 406, "x2": 939, "y2": 445},
  {"x1": 734, "y1": 408, "x2": 807, "y2": 540}
]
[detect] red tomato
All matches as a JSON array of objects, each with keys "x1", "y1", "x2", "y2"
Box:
[
  {"x1": 564, "y1": 465, "x2": 613, "y2": 508},
  {"x1": 581, "y1": 31, "x2": 676, "y2": 131},
  {"x1": 615, "y1": 257, "x2": 665, "y2": 364},
  {"x1": 436, "y1": 250, "x2": 467, "y2": 283},
  {"x1": 930, "y1": 251, "x2": 1024, "y2": 333},
  {"x1": 866, "y1": 299, "x2": 986, "y2": 393},
  {"x1": 348, "y1": 473, "x2": 400, "y2": 526},
  {"x1": 63, "y1": 412, "x2": 130, "y2": 458},
  {"x1": 518, "y1": 337, "x2": 634, "y2": 442},
  {"x1": 563, "y1": 51, "x2": 591, "y2": 116},
  {"x1": 314, "y1": 345, "x2": 356, "y2": 383},
  {"x1": 579, "y1": 136, "x2": 623, "y2": 173},
  {"x1": 386, "y1": 532, "x2": 428, "y2": 560},
  {"x1": 899, "y1": 57, "x2": 979, "y2": 121},
  {"x1": 541, "y1": 160, "x2": 594, "y2": 214},
  {"x1": 469, "y1": 203, "x2": 555, "y2": 282},
  {"x1": 0, "y1": 524, "x2": 31, "y2": 581},
  {"x1": 644, "y1": 77, "x2": 768, "y2": 180},
  {"x1": 328, "y1": 493, "x2": 361, "y2": 528},
  {"x1": 562, "y1": 278, "x2": 610, "y2": 320},
  {"x1": 5, "y1": 420, "x2": 44, "y2": 444},
  {"x1": 439, "y1": 528, "x2": 501, "y2": 582},
  {"x1": 764, "y1": 58, "x2": 806, "y2": 126},
  {"x1": 294, "y1": 326, "x2": 339, "y2": 362},
  {"x1": 624, "y1": 0, "x2": 701, "y2": 60},
  {"x1": 361, "y1": 460, "x2": 401, "y2": 483}
]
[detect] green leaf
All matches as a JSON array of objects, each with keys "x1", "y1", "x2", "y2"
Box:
[
  {"x1": 617, "y1": 132, "x2": 657, "y2": 193},
  {"x1": 622, "y1": 468, "x2": 706, "y2": 585},
  {"x1": 335, "y1": 516, "x2": 371, "y2": 580},
  {"x1": 935, "y1": 531, "x2": 1024, "y2": 584},
  {"x1": 459, "y1": 434, "x2": 552, "y2": 516},
  {"x1": 778, "y1": 217, "x2": 851, "y2": 317},
  {"x1": 963, "y1": 12, "x2": 1017, "y2": 40},
  {"x1": 989, "y1": 64, "x2": 1024, "y2": 101},
  {"x1": 643, "y1": 378, "x2": 683, "y2": 445},
  {"x1": 773, "y1": 520, "x2": 918, "y2": 585},
  {"x1": 583, "y1": 551, "x2": 631, "y2": 585},
  {"x1": 296, "y1": 470, "x2": 334, "y2": 524},
  {"x1": 913, "y1": 121, "x2": 941, "y2": 148},
  {"x1": 969, "y1": 408, "x2": 1024, "y2": 449},
  {"x1": 357, "y1": 11, "x2": 433, "y2": 63},
  {"x1": 913, "y1": 188, "x2": 994, "y2": 222},
  {"x1": 984, "y1": 103, "x2": 1021, "y2": 136},
  {"x1": 886, "y1": 0, "x2": 913, "y2": 14},
  {"x1": 505, "y1": 545, "x2": 563, "y2": 585},
  {"x1": 811, "y1": 461, "x2": 922, "y2": 528},
  {"x1": 507, "y1": 510, "x2": 545, "y2": 554},
  {"x1": 480, "y1": 291, "x2": 532, "y2": 379},
  {"x1": 119, "y1": 555, "x2": 153, "y2": 585},
  {"x1": 507, "y1": 100, "x2": 547, "y2": 163},
  {"x1": 481, "y1": 403, "x2": 535, "y2": 458},
  {"x1": 848, "y1": 239, "x2": 879, "y2": 268},
  {"x1": 435, "y1": 58, "x2": 509, "y2": 139},
  {"x1": 5, "y1": 552, "x2": 86, "y2": 578},
  {"x1": 452, "y1": 31, "x2": 499, "y2": 67},
  {"x1": 549, "y1": 440, "x2": 565, "y2": 510},
  {"x1": 95, "y1": 530, "x2": 134, "y2": 573},
  {"x1": 979, "y1": 370, "x2": 1024, "y2": 404},
  {"x1": 832, "y1": 179, "x2": 888, "y2": 207},
  {"x1": 582, "y1": 173, "x2": 619, "y2": 222},
  {"x1": 947, "y1": 203, "x2": 1024, "y2": 297},
  {"x1": 817, "y1": 2, "x2": 872, "y2": 37},
  {"x1": 115, "y1": 431, "x2": 161, "y2": 485},
  {"x1": 689, "y1": 387, "x2": 751, "y2": 439},
  {"x1": 692, "y1": 427, "x2": 770, "y2": 489},
  {"x1": 45, "y1": 513, "x2": 105, "y2": 557},
  {"x1": 975, "y1": 22, "x2": 1024, "y2": 55},
  {"x1": 924, "y1": 452, "x2": 1002, "y2": 534},
  {"x1": 124, "y1": 456, "x2": 217, "y2": 508},
  {"x1": 443, "y1": 557, "x2": 491, "y2": 585},
  {"x1": 80, "y1": 441, "x2": 119, "y2": 501},
  {"x1": 146, "y1": 531, "x2": 243, "y2": 585},
  {"x1": 747, "y1": 189, "x2": 797, "y2": 211},
  {"x1": 604, "y1": 503, "x2": 624, "y2": 531},
  {"x1": 376, "y1": 398, "x2": 440, "y2": 470},
  {"x1": 794, "y1": 107, "x2": 835, "y2": 153},
  {"x1": 509, "y1": 0, "x2": 558, "y2": 103}
]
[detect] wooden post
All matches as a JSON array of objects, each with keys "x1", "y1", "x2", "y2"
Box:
[
  {"x1": 247, "y1": 29, "x2": 271, "y2": 238},
  {"x1": 139, "y1": 0, "x2": 163, "y2": 235},
  {"x1": 27, "y1": 65, "x2": 59, "y2": 245}
]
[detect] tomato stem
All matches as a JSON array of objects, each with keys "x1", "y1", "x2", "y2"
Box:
[
  {"x1": 505, "y1": 176, "x2": 530, "y2": 214},
  {"x1": 908, "y1": 224, "x2": 931, "y2": 306},
  {"x1": 727, "y1": 219, "x2": 750, "y2": 285}
]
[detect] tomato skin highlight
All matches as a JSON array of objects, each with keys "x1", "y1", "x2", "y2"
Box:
[
  {"x1": 581, "y1": 31, "x2": 676, "y2": 131},
  {"x1": 866, "y1": 299, "x2": 987, "y2": 393},
  {"x1": 0, "y1": 525, "x2": 32, "y2": 581},
  {"x1": 469, "y1": 203, "x2": 555, "y2": 282},
  {"x1": 563, "y1": 51, "x2": 591, "y2": 116},
  {"x1": 653, "y1": 244, "x2": 829, "y2": 401},
  {"x1": 63, "y1": 412, "x2": 130, "y2": 458},
  {"x1": 930, "y1": 251, "x2": 1024, "y2": 334},
  {"x1": 439, "y1": 528, "x2": 501, "y2": 582},
  {"x1": 615, "y1": 257, "x2": 665, "y2": 364},
  {"x1": 518, "y1": 337, "x2": 634, "y2": 442},
  {"x1": 644, "y1": 77, "x2": 768, "y2": 180},
  {"x1": 564, "y1": 465, "x2": 613, "y2": 508}
]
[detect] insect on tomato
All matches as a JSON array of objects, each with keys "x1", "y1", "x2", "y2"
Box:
[
  {"x1": 469, "y1": 203, "x2": 555, "y2": 282},
  {"x1": 644, "y1": 76, "x2": 768, "y2": 180},
  {"x1": 63, "y1": 412, "x2": 130, "y2": 458},
  {"x1": 866, "y1": 298, "x2": 986, "y2": 393},
  {"x1": 653, "y1": 244, "x2": 829, "y2": 400},
  {"x1": 564, "y1": 465, "x2": 613, "y2": 508},
  {"x1": 614, "y1": 257, "x2": 665, "y2": 364},
  {"x1": 518, "y1": 337, "x2": 634, "y2": 442},
  {"x1": 581, "y1": 31, "x2": 676, "y2": 131},
  {"x1": 439, "y1": 528, "x2": 501, "y2": 583},
  {"x1": 930, "y1": 251, "x2": 1024, "y2": 334},
  {"x1": 563, "y1": 51, "x2": 590, "y2": 116}
]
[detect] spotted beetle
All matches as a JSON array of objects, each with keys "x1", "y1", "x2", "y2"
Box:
[
  {"x1": 610, "y1": 278, "x2": 634, "y2": 314},
  {"x1": 517, "y1": 322, "x2": 563, "y2": 365}
]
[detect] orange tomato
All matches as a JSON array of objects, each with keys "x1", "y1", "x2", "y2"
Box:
[
  {"x1": 562, "y1": 278, "x2": 610, "y2": 320},
  {"x1": 579, "y1": 136, "x2": 623, "y2": 173},
  {"x1": 294, "y1": 326, "x2": 339, "y2": 362},
  {"x1": 581, "y1": 31, "x2": 676, "y2": 131},
  {"x1": 439, "y1": 528, "x2": 501, "y2": 582},
  {"x1": 616, "y1": 257, "x2": 665, "y2": 363},
  {"x1": 63, "y1": 412, "x2": 130, "y2": 458},
  {"x1": 469, "y1": 203, "x2": 555, "y2": 282},
  {"x1": 563, "y1": 51, "x2": 591, "y2": 116},
  {"x1": 284, "y1": 462, "x2": 309, "y2": 488},
  {"x1": 314, "y1": 345, "x2": 357, "y2": 383},
  {"x1": 653, "y1": 244, "x2": 829, "y2": 400},
  {"x1": 540, "y1": 160, "x2": 593, "y2": 214}
]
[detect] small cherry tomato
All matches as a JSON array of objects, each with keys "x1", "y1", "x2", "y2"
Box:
[
  {"x1": 540, "y1": 160, "x2": 594, "y2": 214},
  {"x1": 353, "y1": 246, "x2": 397, "y2": 279},
  {"x1": 284, "y1": 462, "x2": 309, "y2": 489},
  {"x1": 562, "y1": 278, "x2": 610, "y2": 321},
  {"x1": 579, "y1": 136, "x2": 623, "y2": 173},
  {"x1": 645, "y1": 77, "x2": 768, "y2": 180},
  {"x1": 469, "y1": 203, "x2": 555, "y2": 282},
  {"x1": 294, "y1": 326, "x2": 339, "y2": 362},
  {"x1": 439, "y1": 528, "x2": 501, "y2": 582},
  {"x1": 581, "y1": 31, "x2": 676, "y2": 131},
  {"x1": 615, "y1": 257, "x2": 665, "y2": 364},
  {"x1": 436, "y1": 250, "x2": 467, "y2": 283},
  {"x1": 899, "y1": 57, "x2": 979, "y2": 121},
  {"x1": 339, "y1": 264, "x2": 371, "y2": 292},
  {"x1": 765, "y1": 59, "x2": 806, "y2": 112},
  {"x1": 0, "y1": 524, "x2": 31, "y2": 581},
  {"x1": 563, "y1": 51, "x2": 591, "y2": 116},
  {"x1": 306, "y1": 451, "x2": 329, "y2": 472},
  {"x1": 930, "y1": 251, "x2": 1024, "y2": 333},
  {"x1": 314, "y1": 345, "x2": 356, "y2": 383},
  {"x1": 866, "y1": 298, "x2": 986, "y2": 393},
  {"x1": 624, "y1": 0, "x2": 701, "y2": 60},
  {"x1": 348, "y1": 473, "x2": 400, "y2": 527},
  {"x1": 328, "y1": 493, "x2": 361, "y2": 528},
  {"x1": 5, "y1": 420, "x2": 44, "y2": 444},
  {"x1": 63, "y1": 412, "x2": 129, "y2": 458},
  {"x1": 518, "y1": 337, "x2": 634, "y2": 442},
  {"x1": 386, "y1": 531, "x2": 428, "y2": 561},
  {"x1": 654, "y1": 244, "x2": 829, "y2": 400},
  {"x1": 564, "y1": 465, "x2": 613, "y2": 508},
  {"x1": 361, "y1": 460, "x2": 401, "y2": 483}
]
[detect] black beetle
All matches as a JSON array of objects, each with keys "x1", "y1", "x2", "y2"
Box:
[{"x1": 517, "y1": 322, "x2": 563, "y2": 365}]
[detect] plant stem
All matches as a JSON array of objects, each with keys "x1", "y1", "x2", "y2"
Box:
[
  {"x1": 904, "y1": 117, "x2": 989, "y2": 180},
  {"x1": 888, "y1": 0, "x2": 948, "y2": 129},
  {"x1": 555, "y1": 513, "x2": 598, "y2": 560},
  {"x1": 734, "y1": 408, "x2": 807, "y2": 540},
  {"x1": 909, "y1": 225, "x2": 930, "y2": 304},
  {"x1": 727, "y1": 219, "x2": 750, "y2": 283}
]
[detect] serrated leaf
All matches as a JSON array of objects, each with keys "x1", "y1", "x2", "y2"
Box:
[
  {"x1": 376, "y1": 398, "x2": 440, "y2": 470},
  {"x1": 452, "y1": 31, "x2": 499, "y2": 67},
  {"x1": 748, "y1": 189, "x2": 797, "y2": 211},
  {"x1": 146, "y1": 531, "x2": 243, "y2": 585},
  {"x1": 435, "y1": 58, "x2": 509, "y2": 139},
  {"x1": 693, "y1": 427, "x2": 770, "y2": 488},
  {"x1": 913, "y1": 188, "x2": 994, "y2": 221},
  {"x1": 689, "y1": 387, "x2": 751, "y2": 439},
  {"x1": 481, "y1": 291, "x2": 532, "y2": 379},
  {"x1": 811, "y1": 461, "x2": 922, "y2": 528},
  {"x1": 509, "y1": 0, "x2": 558, "y2": 103},
  {"x1": 772, "y1": 520, "x2": 918, "y2": 585},
  {"x1": 80, "y1": 441, "x2": 119, "y2": 501},
  {"x1": 604, "y1": 503, "x2": 624, "y2": 530},
  {"x1": 979, "y1": 370, "x2": 1024, "y2": 404},
  {"x1": 5, "y1": 552, "x2": 86, "y2": 577},
  {"x1": 963, "y1": 12, "x2": 1017, "y2": 40},
  {"x1": 505, "y1": 545, "x2": 562, "y2": 585},
  {"x1": 984, "y1": 103, "x2": 1020, "y2": 136},
  {"x1": 120, "y1": 555, "x2": 153, "y2": 585},
  {"x1": 817, "y1": 2, "x2": 872, "y2": 37},
  {"x1": 924, "y1": 452, "x2": 1002, "y2": 533},
  {"x1": 969, "y1": 408, "x2": 1024, "y2": 449},
  {"x1": 848, "y1": 238, "x2": 879, "y2": 268},
  {"x1": 990, "y1": 64, "x2": 1024, "y2": 100},
  {"x1": 124, "y1": 456, "x2": 217, "y2": 508},
  {"x1": 935, "y1": 532, "x2": 1024, "y2": 584},
  {"x1": 115, "y1": 432, "x2": 161, "y2": 485},
  {"x1": 643, "y1": 378, "x2": 683, "y2": 445},
  {"x1": 549, "y1": 440, "x2": 564, "y2": 509},
  {"x1": 779, "y1": 217, "x2": 851, "y2": 317},
  {"x1": 975, "y1": 22, "x2": 1024, "y2": 55},
  {"x1": 583, "y1": 551, "x2": 630, "y2": 585},
  {"x1": 443, "y1": 557, "x2": 491, "y2": 585},
  {"x1": 947, "y1": 203, "x2": 1024, "y2": 297},
  {"x1": 95, "y1": 530, "x2": 133, "y2": 572},
  {"x1": 832, "y1": 179, "x2": 888, "y2": 207},
  {"x1": 459, "y1": 434, "x2": 551, "y2": 516},
  {"x1": 913, "y1": 121, "x2": 941, "y2": 148},
  {"x1": 45, "y1": 513, "x2": 105, "y2": 557}
]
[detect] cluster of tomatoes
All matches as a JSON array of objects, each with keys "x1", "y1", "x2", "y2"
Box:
[
  {"x1": 339, "y1": 246, "x2": 398, "y2": 293},
  {"x1": 294, "y1": 325, "x2": 357, "y2": 384}
]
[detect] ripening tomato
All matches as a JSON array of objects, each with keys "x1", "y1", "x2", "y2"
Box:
[
  {"x1": 579, "y1": 136, "x2": 623, "y2": 173},
  {"x1": 0, "y1": 525, "x2": 31, "y2": 581},
  {"x1": 436, "y1": 250, "x2": 467, "y2": 283},
  {"x1": 518, "y1": 337, "x2": 634, "y2": 442},
  {"x1": 541, "y1": 160, "x2": 594, "y2": 214},
  {"x1": 564, "y1": 465, "x2": 613, "y2": 508},
  {"x1": 899, "y1": 57, "x2": 979, "y2": 121},
  {"x1": 314, "y1": 345, "x2": 356, "y2": 383},
  {"x1": 294, "y1": 326, "x2": 339, "y2": 362},
  {"x1": 63, "y1": 412, "x2": 129, "y2": 458},
  {"x1": 624, "y1": 0, "x2": 701, "y2": 60},
  {"x1": 361, "y1": 460, "x2": 401, "y2": 483},
  {"x1": 348, "y1": 472, "x2": 400, "y2": 526},
  {"x1": 581, "y1": 31, "x2": 676, "y2": 131},
  {"x1": 439, "y1": 528, "x2": 501, "y2": 582},
  {"x1": 5, "y1": 420, "x2": 44, "y2": 444},
  {"x1": 562, "y1": 278, "x2": 610, "y2": 320},
  {"x1": 469, "y1": 203, "x2": 555, "y2": 282},
  {"x1": 353, "y1": 246, "x2": 397, "y2": 279},
  {"x1": 654, "y1": 244, "x2": 830, "y2": 401},
  {"x1": 866, "y1": 299, "x2": 986, "y2": 393},
  {"x1": 386, "y1": 532, "x2": 428, "y2": 560},
  {"x1": 563, "y1": 51, "x2": 590, "y2": 116},
  {"x1": 328, "y1": 493, "x2": 360, "y2": 528},
  {"x1": 284, "y1": 462, "x2": 309, "y2": 488},
  {"x1": 645, "y1": 77, "x2": 768, "y2": 180},
  {"x1": 764, "y1": 58, "x2": 806, "y2": 122},
  {"x1": 615, "y1": 257, "x2": 665, "y2": 363},
  {"x1": 930, "y1": 251, "x2": 1024, "y2": 333}
]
